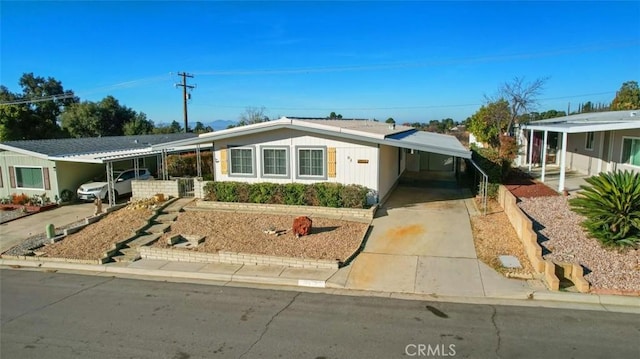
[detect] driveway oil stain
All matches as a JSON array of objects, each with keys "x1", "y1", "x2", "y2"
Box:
[{"x1": 384, "y1": 224, "x2": 425, "y2": 240}]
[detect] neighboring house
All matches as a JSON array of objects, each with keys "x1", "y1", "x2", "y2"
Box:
[
  {"x1": 519, "y1": 109, "x2": 640, "y2": 191},
  {"x1": 0, "y1": 133, "x2": 197, "y2": 201},
  {"x1": 151, "y1": 117, "x2": 471, "y2": 204}
]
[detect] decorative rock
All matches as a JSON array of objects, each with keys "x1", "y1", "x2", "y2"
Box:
[{"x1": 293, "y1": 216, "x2": 312, "y2": 238}]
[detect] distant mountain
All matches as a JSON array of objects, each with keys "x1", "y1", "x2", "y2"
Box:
[{"x1": 205, "y1": 120, "x2": 237, "y2": 130}]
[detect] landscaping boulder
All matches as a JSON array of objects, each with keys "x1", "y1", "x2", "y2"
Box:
[{"x1": 293, "y1": 216, "x2": 312, "y2": 238}]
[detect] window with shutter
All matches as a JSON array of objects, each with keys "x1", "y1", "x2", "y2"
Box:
[{"x1": 220, "y1": 146, "x2": 228, "y2": 175}]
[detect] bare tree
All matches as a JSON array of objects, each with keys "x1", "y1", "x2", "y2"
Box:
[
  {"x1": 232, "y1": 106, "x2": 269, "y2": 128},
  {"x1": 500, "y1": 76, "x2": 548, "y2": 135}
]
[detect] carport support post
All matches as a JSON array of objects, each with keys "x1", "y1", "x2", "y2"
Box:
[
  {"x1": 558, "y1": 131, "x2": 568, "y2": 192},
  {"x1": 528, "y1": 129, "x2": 534, "y2": 173},
  {"x1": 541, "y1": 130, "x2": 548, "y2": 182},
  {"x1": 196, "y1": 144, "x2": 202, "y2": 177},
  {"x1": 106, "y1": 161, "x2": 115, "y2": 207}
]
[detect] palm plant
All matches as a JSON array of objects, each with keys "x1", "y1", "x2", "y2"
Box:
[{"x1": 569, "y1": 170, "x2": 640, "y2": 247}]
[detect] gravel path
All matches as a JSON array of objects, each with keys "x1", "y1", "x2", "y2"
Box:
[
  {"x1": 0, "y1": 209, "x2": 32, "y2": 224},
  {"x1": 518, "y1": 196, "x2": 640, "y2": 292}
]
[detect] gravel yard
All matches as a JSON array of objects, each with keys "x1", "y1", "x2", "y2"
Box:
[
  {"x1": 41, "y1": 207, "x2": 153, "y2": 260},
  {"x1": 0, "y1": 208, "x2": 34, "y2": 224},
  {"x1": 518, "y1": 196, "x2": 640, "y2": 293},
  {"x1": 156, "y1": 211, "x2": 369, "y2": 262}
]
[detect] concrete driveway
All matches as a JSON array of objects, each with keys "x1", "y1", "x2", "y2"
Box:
[
  {"x1": 343, "y1": 181, "x2": 530, "y2": 297},
  {"x1": 0, "y1": 202, "x2": 98, "y2": 253}
]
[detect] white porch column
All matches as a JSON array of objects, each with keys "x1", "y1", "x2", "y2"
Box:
[
  {"x1": 541, "y1": 130, "x2": 548, "y2": 182},
  {"x1": 528, "y1": 129, "x2": 534, "y2": 173},
  {"x1": 559, "y1": 131, "x2": 568, "y2": 192}
]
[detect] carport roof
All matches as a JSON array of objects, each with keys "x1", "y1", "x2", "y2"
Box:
[
  {"x1": 0, "y1": 133, "x2": 198, "y2": 163},
  {"x1": 151, "y1": 117, "x2": 471, "y2": 159},
  {"x1": 520, "y1": 109, "x2": 640, "y2": 133}
]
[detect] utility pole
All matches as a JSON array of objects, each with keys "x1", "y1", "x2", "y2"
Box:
[{"x1": 176, "y1": 72, "x2": 195, "y2": 133}]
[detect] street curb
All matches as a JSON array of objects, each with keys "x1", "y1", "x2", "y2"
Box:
[{"x1": 1, "y1": 258, "x2": 637, "y2": 309}]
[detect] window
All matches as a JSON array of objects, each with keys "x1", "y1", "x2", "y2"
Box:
[
  {"x1": 262, "y1": 147, "x2": 288, "y2": 177},
  {"x1": 621, "y1": 137, "x2": 640, "y2": 167},
  {"x1": 298, "y1": 147, "x2": 325, "y2": 178},
  {"x1": 230, "y1": 147, "x2": 254, "y2": 175},
  {"x1": 15, "y1": 166, "x2": 44, "y2": 189},
  {"x1": 585, "y1": 132, "x2": 595, "y2": 151}
]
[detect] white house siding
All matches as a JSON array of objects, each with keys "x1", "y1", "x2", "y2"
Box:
[
  {"x1": 0, "y1": 151, "x2": 58, "y2": 199},
  {"x1": 566, "y1": 132, "x2": 605, "y2": 176},
  {"x1": 378, "y1": 144, "x2": 405, "y2": 202},
  {"x1": 212, "y1": 128, "x2": 379, "y2": 194}
]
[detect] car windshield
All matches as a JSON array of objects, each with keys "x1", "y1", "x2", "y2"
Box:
[{"x1": 91, "y1": 171, "x2": 124, "y2": 182}]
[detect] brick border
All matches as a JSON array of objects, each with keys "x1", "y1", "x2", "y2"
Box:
[
  {"x1": 192, "y1": 200, "x2": 377, "y2": 221},
  {"x1": 139, "y1": 247, "x2": 339, "y2": 269},
  {"x1": 497, "y1": 185, "x2": 590, "y2": 293}
]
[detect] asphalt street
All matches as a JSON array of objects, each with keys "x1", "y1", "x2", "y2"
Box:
[{"x1": 1, "y1": 269, "x2": 639, "y2": 359}]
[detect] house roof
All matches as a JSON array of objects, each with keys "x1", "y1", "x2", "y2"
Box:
[
  {"x1": 151, "y1": 117, "x2": 471, "y2": 159},
  {"x1": 521, "y1": 110, "x2": 640, "y2": 133},
  {"x1": 0, "y1": 133, "x2": 198, "y2": 163}
]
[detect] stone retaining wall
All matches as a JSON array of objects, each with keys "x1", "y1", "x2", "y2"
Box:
[
  {"x1": 497, "y1": 185, "x2": 590, "y2": 292},
  {"x1": 139, "y1": 246, "x2": 339, "y2": 269},
  {"x1": 193, "y1": 200, "x2": 377, "y2": 221},
  {"x1": 132, "y1": 180, "x2": 180, "y2": 201}
]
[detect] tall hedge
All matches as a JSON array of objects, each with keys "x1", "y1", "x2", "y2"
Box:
[{"x1": 203, "y1": 181, "x2": 369, "y2": 208}]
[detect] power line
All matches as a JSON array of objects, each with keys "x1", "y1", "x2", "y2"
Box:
[
  {"x1": 191, "y1": 91, "x2": 618, "y2": 111},
  {"x1": 175, "y1": 72, "x2": 195, "y2": 132},
  {"x1": 0, "y1": 93, "x2": 76, "y2": 106}
]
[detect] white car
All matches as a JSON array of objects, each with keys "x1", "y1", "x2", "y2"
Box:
[{"x1": 77, "y1": 168, "x2": 152, "y2": 201}]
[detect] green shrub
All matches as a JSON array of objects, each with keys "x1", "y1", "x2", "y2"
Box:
[
  {"x1": 340, "y1": 184, "x2": 369, "y2": 208},
  {"x1": 203, "y1": 181, "x2": 368, "y2": 208},
  {"x1": 250, "y1": 183, "x2": 280, "y2": 204},
  {"x1": 314, "y1": 183, "x2": 343, "y2": 207},
  {"x1": 283, "y1": 183, "x2": 306, "y2": 205},
  {"x1": 569, "y1": 170, "x2": 640, "y2": 247},
  {"x1": 471, "y1": 147, "x2": 512, "y2": 199}
]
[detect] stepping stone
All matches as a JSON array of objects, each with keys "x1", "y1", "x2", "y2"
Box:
[
  {"x1": 146, "y1": 223, "x2": 172, "y2": 234},
  {"x1": 499, "y1": 255, "x2": 522, "y2": 269},
  {"x1": 126, "y1": 233, "x2": 162, "y2": 248}
]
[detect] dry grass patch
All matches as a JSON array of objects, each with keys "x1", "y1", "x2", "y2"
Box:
[{"x1": 470, "y1": 202, "x2": 534, "y2": 276}]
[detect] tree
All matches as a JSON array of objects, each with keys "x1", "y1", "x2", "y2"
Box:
[
  {"x1": 154, "y1": 120, "x2": 183, "y2": 134},
  {"x1": 0, "y1": 86, "x2": 30, "y2": 141},
  {"x1": 385, "y1": 117, "x2": 395, "y2": 124},
  {"x1": 468, "y1": 99, "x2": 511, "y2": 149},
  {"x1": 610, "y1": 81, "x2": 640, "y2": 110},
  {"x1": 192, "y1": 121, "x2": 212, "y2": 134},
  {"x1": 0, "y1": 73, "x2": 78, "y2": 140},
  {"x1": 328, "y1": 112, "x2": 343, "y2": 119},
  {"x1": 60, "y1": 95, "x2": 145, "y2": 137},
  {"x1": 123, "y1": 113, "x2": 154, "y2": 135},
  {"x1": 60, "y1": 101, "x2": 102, "y2": 138},
  {"x1": 498, "y1": 76, "x2": 547, "y2": 135},
  {"x1": 233, "y1": 106, "x2": 269, "y2": 127}
]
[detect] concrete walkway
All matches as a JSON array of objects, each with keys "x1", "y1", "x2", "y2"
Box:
[
  {"x1": 0, "y1": 202, "x2": 98, "y2": 253},
  {"x1": 336, "y1": 183, "x2": 532, "y2": 298}
]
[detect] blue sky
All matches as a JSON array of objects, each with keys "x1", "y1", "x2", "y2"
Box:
[{"x1": 2, "y1": 1, "x2": 639, "y2": 126}]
